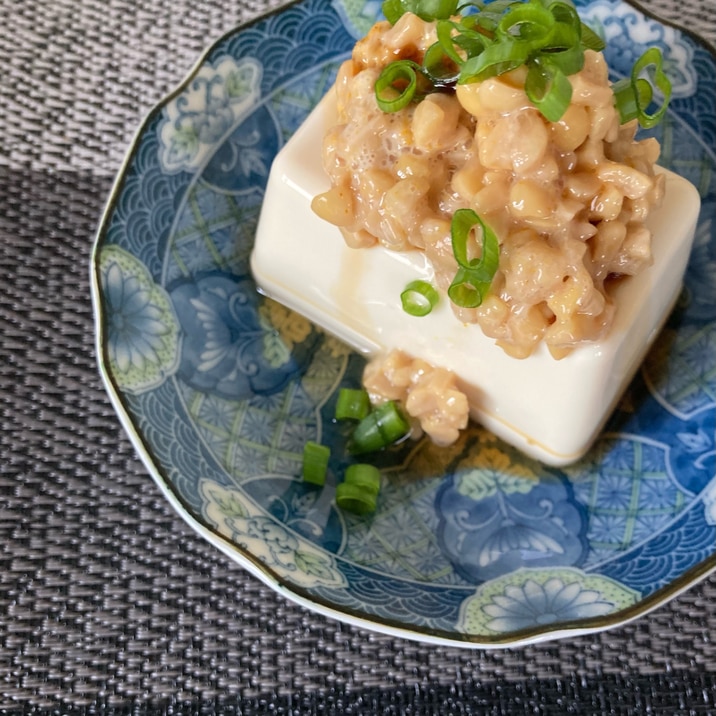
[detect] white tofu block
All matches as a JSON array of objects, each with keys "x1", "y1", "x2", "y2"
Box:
[{"x1": 251, "y1": 92, "x2": 701, "y2": 466}]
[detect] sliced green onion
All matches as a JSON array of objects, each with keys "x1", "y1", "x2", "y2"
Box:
[
  {"x1": 336, "y1": 463, "x2": 382, "y2": 514},
  {"x1": 612, "y1": 76, "x2": 653, "y2": 124},
  {"x1": 525, "y1": 58, "x2": 573, "y2": 122},
  {"x1": 335, "y1": 388, "x2": 371, "y2": 421},
  {"x1": 579, "y1": 22, "x2": 605, "y2": 51},
  {"x1": 377, "y1": 1, "x2": 671, "y2": 127},
  {"x1": 538, "y1": 24, "x2": 584, "y2": 74},
  {"x1": 302, "y1": 441, "x2": 330, "y2": 486},
  {"x1": 381, "y1": 0, "x2": 459, "y2": 24},
  {"x1": 423, "y1": 41, "x2": 461, "y2": 86},
  {"x1": 479, "y1": 0, "x2": 521, "y2": 16},
  {"x1": 454, "y1": 27, "x2": 493, "y2": 57},
  {"x1": 350, "y1": 401, "x2": 410, "y2": 454},
  {"x1": 382, "y1": 0, "x2": 406, "y2": 24},
  {"x1": 537, "y1": 43, "x2": 584, "y2": 77},
  {"x1": 435, "y1": 20, "x2": 465, "y2": 66},
  {"x1": 496, "y1": 3, "x2": 554, "y2": 43},
  {"x1": 400, "y1": 279, "x2": 439, "y2": 316},
  {"x1": 336, "y1": 481, "x2": 377, "y2": 515},
  {"x1": 625, "y1": 47, "x2": 672, "y2": 128},
  {"x1": 412, "y1": 0, "x2": 460, "y2": 20},
  {"x1": 344, "y1": 463, "x2": 381, "y2": 495},
  {"x1": 467, "y1": 0, "x2": 516, "y2": 33},
  {"x1": 447, "y1": 208, "x2": 500, "y2": 308},
  {"x1": 449, "y1": 208, "x2": 499, "y2": 279},
  {"x1": 436, "y1": 19, "x2": 468, "y2": 66},
  {"x1": 459, "y1": 38, "x2": 530, "y2": 83},
  {"x1": 437, "y1": 19, "x2": 491, "y2": 66},
  {"x1": 543, "y1": 0, "x2": 581, "y2": 34},
  {"x1": 375, "y1": 60, "x2": 422, "y2": 112},
  {"x1": 448, "y1": 266, "x2": 492, "y2": 308}
]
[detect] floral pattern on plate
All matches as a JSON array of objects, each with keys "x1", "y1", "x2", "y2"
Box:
[
  {"x1": 457, "y1": 568, "x2": 639, "y2": 636},
  {"x1": 158, "y1": 56, "x2": 263, "y2": 174},
  {"x1": 99, "y1": 245, "x2": 180, "y2": 394},
  {"x1": 200, "y1": 478, "x2": 347, "y2": 589},
  {"x1": 92, "y1": 0, "x2": 716, "y2": 646}
]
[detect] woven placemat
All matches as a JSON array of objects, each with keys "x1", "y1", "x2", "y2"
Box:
[{"x1": 1, "y1": 0, "x2": 716, "y2": 713}]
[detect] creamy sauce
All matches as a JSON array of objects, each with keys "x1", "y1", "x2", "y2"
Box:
[
  {"x1": 251, "y1": 90, "x2": 700, "y2": 465},
  {"x1": 311, "y1": 14, "x2": 665, "y2": 361}
]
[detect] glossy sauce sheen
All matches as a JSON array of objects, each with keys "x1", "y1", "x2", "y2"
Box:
[
  {"x1": 314, "y1": 17, "x2": 670, "y2": 362},
  {"x1": 251, "y1": 91, "x2": 700, "y2": 466}
]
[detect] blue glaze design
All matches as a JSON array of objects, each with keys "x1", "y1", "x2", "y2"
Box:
[
  {"x1": 93, "y1": 0, "x2": 716, "y2": 645},
  {"x1": 169, "y1": 272, "x2": 315, "y2": 400},
  {"x1": 436, "y1": 446, "x2": 588, "y2": 583}
]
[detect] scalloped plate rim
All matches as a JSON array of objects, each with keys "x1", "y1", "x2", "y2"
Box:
[{"x1": 89, "y1": 0, "x2": 716, "y2": 648}]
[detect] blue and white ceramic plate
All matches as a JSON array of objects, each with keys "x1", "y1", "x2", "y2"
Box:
[{"x1": 91, "y1": 0, "x2": 716, "y2": 646}]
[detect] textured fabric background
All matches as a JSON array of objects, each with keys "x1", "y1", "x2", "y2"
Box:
[{"x1": 1, "y1": 1, "x2": 716, "y2": 713}]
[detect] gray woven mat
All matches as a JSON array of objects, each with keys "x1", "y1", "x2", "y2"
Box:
[{"x1": 2, "y1": 0, "x2": 716, "y2": 713}]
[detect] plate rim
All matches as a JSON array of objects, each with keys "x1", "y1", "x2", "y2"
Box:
[{"x1": 90, "y1": 0, "x2": 716, "y2": 648}]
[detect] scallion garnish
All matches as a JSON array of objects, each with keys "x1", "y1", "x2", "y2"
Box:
[
  {"x1": 335, "y1": 388, "x2": 372, "y2": 421},
  {"x1": 612, "y1": 76, "x2": 652, "y2": 125},
  {"x1": 436, "y1": 19, "x2": 490, "y2": 68},
  {"x1": 349, "y1": 400, "x2": 410, "y2": 454},
  {"x1": 579, "y1": 21, "x2": 606, "y2": 52},
  {"x1": 459, "y1": 37, "x2": 531, "y2": 83},
  {"x1": 376, "y1": 0, "x2": 671, "y2": 127},
  {"x1": 345, "y1": 463, "x2": 381, "y2": 495},
  {"x1": 612, "y1": 47, "x2": 672, "y2": 128},
  {"x1": 382, "y1": 0, "x2": 407, "y2": 23},
  {"x1": 336, "y1": 482, "x2": 378, "y2": 515},
  {"x1": 401, "y1": 279, "x2": 440, "y2": 316},
  {"x1": 302, "y1": 441, "x2": 330, "y2": 485},
  {"x1": 525, "y1": 57, "x2": 573, "y2": 122},
  {"x1": 382, "y1": 0, "x2": 460, "y2": 24},
  {"x1": 375, "y1": 60, "x2": 423, "y2": 112},
  {"x1": 336, "y1": 463, "x2": 382, "y2": 514},
  {"x1": 422, "y1": 41, "x2": 461, "y2": 86},
  {"x1": 496, "y1": 2, "x2": 555, "y2": 43},
  {"x1": 447, "y1": 208, "x2": 499, "y2": 308}
]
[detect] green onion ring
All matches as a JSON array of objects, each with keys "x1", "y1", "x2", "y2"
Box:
[
  {"x1": 496, "y1": 3, "x2": 554, "y2": 43},
  {"x1": 537, "y1": 24, "x2": 584, "y2": 75},
  {"x1": 525, "y1": 58, "x2": 573, "y2": 122},
  {"x1": 377, "y1": 2, "x2": 670, "y2": 127},
  {"x1": 447, "y1": 209, "x2": 499, "y2": 308},
  {"x1": 381, "y1": 0, "x2": 406, "y2": 24},
  {"x1": 400, "y1": 279, "x2": 440, "y2": 316},
  {"x1": 436, "y1": 19, "x2": 491, "y2": 67},
  {"x1": 335, "y1": 388, "x2": 372, "y2": 421},
  {"x1": 335, "y1": 482, "x2": 377, "y2": 515},
  {"x1": 544, "y1": 0, "x2": 581, "y2": 31},
  {"x1": 436, "y1": 20, "x2": 466, "y2": 66},
  {"x1": 450, "y1": 208, "x2": 499, "y2": 278},
  {"x1": 375, "y1": 60, "x2": 422, "y2": 112},
  {"x1": 382, "y1": 0, "x2": 459, "y2": 24},
  {"x1": 612, "y1": 76, "x2": 653, "y2": 124},
  {"x1": 459, "y1": 37, "x2": 531, "y2": 82},
  {"x1": 344, "y1": 463, "x2": 381, "y2": 495},
  {"x1": 448, "y1": 266, "x2": 492, "y2": 308},
  {"x1": 349, "y1": 401, "x2": 410, "y2": 454},
  {"x1": 414, "y1": 0, "x2": 460, "y2": 20},
  {"x1": 423, "y1": 41, "x2": 461, "y2": 86},
  {"x1": 630, "y1": 46, "x2": 672, "y2": 128},
  {"x1": 302, "y1": 441, "x2": 330, "y2": 486},
  {"x1": 579, "y1": 22, "x2": 606, "y2": 51}
]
